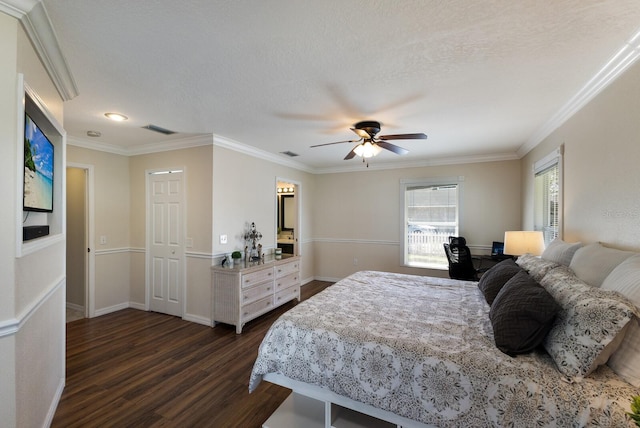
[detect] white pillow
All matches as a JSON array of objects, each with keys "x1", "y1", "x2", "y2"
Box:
[
  {"x1": 541, "y1": 238, "x2": 582, "y2": 266},
  {"x1": 601, "y1": 254, "x2": 640, "y2": 387},
  {"x1": 569, "y1": 242, "x2": 635, "y2": 287}
]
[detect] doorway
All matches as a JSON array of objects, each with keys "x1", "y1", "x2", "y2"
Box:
[
  {"x1": 276, "y1": 179, "x2": 301, "y2": 256},
  {"x1": 146, "y1": 169, "x2": 185, "y2": 317},
  {"x1": 66, "y1": 164, "x2": 95, "y2": 320}
]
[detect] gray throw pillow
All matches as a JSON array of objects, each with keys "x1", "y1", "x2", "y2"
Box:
[
  {"x1": 490, "y1": 270, "x2": 561, "y2": 356},
  {"x1": 477, "y1": 258, "x2": 521, "y2": 305}
]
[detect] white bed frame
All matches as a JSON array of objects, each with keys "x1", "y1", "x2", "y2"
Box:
[{"x1": 262, "y1": 373, "x2": 434, "y2": 428}]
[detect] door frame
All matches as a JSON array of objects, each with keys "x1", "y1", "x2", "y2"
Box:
[
  {"x1": 66, "y1": 162, "x2": 96, "y2": 318},
  {"x1": 144, "y1": 167, "x2": 187, "y2": 317},
  {"x1": 275, "y1": 177, "x2": 302, "y2": 256}
]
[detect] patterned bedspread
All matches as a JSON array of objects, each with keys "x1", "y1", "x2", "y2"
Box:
[{"x1": 249, "y1": 271, "x2": 638, "y2": 427}]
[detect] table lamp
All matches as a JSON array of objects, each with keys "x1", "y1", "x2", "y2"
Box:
[{"x1": 504, "y1": 231, "x2": 545, "y2": 256}]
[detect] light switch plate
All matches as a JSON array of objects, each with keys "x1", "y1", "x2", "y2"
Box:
[{"x1": 220, "y1": 234, "x2": 227, "y2": 244}]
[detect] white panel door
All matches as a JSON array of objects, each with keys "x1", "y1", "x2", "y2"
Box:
[{"x1": 148, "y1": 171, "x2": 184, "y2": 316}]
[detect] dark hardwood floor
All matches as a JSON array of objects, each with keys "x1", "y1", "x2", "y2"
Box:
[{"x1": 52, "y1": 280, "x2": 333, "y2": 428}]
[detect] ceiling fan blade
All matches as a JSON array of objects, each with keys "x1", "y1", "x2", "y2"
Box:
[
  {"x1": 344, "y1": 148, "x2": 358, "y2": 160},
  {"x1": 378, "y1": 133, "x2": 427, "y2": 140},
  {"x1": 376, "y1": 141, "x2": 409, "y2": 155},
  {"x1": 310, "y1": 139, "x2": 361, "y2": 148}
]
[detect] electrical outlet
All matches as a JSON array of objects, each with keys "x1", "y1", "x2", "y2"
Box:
[
  {"x1": 185, "y1": 237, "x2": 193, "y2": 248},
  {"x1": 353, "y1": 258, "x2": 358, "y2": 266},
  {"x1": 220, "y1": 234, "x2": 227, "y2": 244}
]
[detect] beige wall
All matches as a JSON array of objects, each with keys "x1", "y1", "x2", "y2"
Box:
[
  {"x1": 66, "y1": 167, "x2": 86, "y2": 307},
  {"x1": 0, "y1": 13, "x2": 66, "y2": 428},
  {"x1": 521, "y1": 60, "x2": 640, "y2": 251},
  {"x1": 212, "y1": 145, "x2": 315, "y2": 282},
  {"x1": 0, "y1": 12, "x2": 18, "y2": 427},
  {"x1": 67, "y1": 145, "x2": 131, "y2": 312},
  {"x1": 312, "y1": 160, "x2": 522, "y2": 279},
  {"x1": 129, "y1": 144, "x2": 214, "y2": 321}
]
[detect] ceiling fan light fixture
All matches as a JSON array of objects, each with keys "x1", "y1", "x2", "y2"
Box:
[{"x1": 354, "y1": 141, "x2": 382, "y2": 158}]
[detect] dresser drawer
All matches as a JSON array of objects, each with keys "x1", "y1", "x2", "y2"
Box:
[
  {"x1": 242, "y1": 281, "x2": 273, "y2": 305},
  {"x1": 275, "y1": 271, "x2": 299, "y2": 291},
  {"x1": 275, "y1": 286, "x2": 299, "y2": 306},
  {"x1": 242, "y1": 267, "x2": 274, "y2": 288},
  {"x1": 276, "y1": 260, "x2": 299, "y2": 278},
  {"x1": 242, "y1": 295, "x2": 274, "y2": 319}
]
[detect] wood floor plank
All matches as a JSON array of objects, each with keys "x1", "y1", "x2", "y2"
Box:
[{"x1": 52, "y1": 280, "x2": 333, "y2": 428}]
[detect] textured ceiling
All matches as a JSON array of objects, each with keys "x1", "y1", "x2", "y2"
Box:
[{"x1": 42, "y1": 0, "x2": 640, "y2": 171}]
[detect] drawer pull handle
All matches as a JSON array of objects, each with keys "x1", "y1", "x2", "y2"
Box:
[
  {"x1": 243, "y1": 312, "x2": 248, "y2": 316},
  {"x1": 268, "y1": 272, "x2": 272, "y2": 276},
  {"x1": 244, "y1": 295, "x2": 248, "y2": 299},
  {"x1": 267, "y1": 287, "x2": 271, "y2": 291}
]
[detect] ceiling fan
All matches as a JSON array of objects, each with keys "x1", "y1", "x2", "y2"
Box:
[{"x1": 310, "y1": 120, "x2": 427, "y2": 163}]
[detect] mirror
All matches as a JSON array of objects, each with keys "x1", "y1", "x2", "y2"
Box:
[
  {"x1": 276, "y1": 181, "x2": 297, "y2": 255},
  {"x1": 280, "y1": 195, "x2": 295, "y2": 230}
]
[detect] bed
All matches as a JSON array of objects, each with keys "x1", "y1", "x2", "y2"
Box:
[{"x1": 249, "y1": 242, "x2": 640, "y2": 427}]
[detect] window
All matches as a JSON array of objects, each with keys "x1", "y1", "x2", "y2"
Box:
[
  {"x1": 401, "y1": 177, "x2": 461, "y2": 268},
  {"x1": 534, "y1": 147, "x2": 563, "y2": 246}
]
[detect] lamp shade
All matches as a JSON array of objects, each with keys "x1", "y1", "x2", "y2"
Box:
[{"x1": 504, "y1": 231, "x2": 545, "y2": 256}]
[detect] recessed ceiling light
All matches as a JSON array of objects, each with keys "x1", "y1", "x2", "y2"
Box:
[
  {"x1": 87, "y1": 130, "x2": 102, "y2": 137},
  {"x1": 104, "y1": 112, "x2": 128, "y2": 121}
]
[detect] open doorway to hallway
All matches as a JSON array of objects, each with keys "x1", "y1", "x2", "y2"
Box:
[{"x1": 66, "y1": 164, "x2": 95, "y2": 322}]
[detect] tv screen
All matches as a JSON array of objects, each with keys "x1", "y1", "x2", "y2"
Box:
[{"x1": 24, "y1": 113, "x2": 54, "y2": 212}]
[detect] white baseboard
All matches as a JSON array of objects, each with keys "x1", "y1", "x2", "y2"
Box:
[
  {"x1": 66, "y1": 302, "x2": 84, "y2": 312},
  {"x1": 94, "y1": 302, "x2": 212, "y2": 327},
  {"x1": 94, "y1": 302, "x2": 129, "y2": 317},
  {"x1": 128, "y1": 301, "x2": 146, "y2": 311},
  {"x1": 44, "y1": 377, "x2": 65, "y2": 428},
  {"x1": 183, "y1": 313, "x2": 211, "y2": 326}
]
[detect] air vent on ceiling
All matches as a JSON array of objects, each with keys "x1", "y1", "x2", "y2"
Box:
[
  {"x1": 280, "y1": 151, "x2": 299, "y2": 157},
  {"x1": 142, "y1": 124, "x2": 176, "y2": 135}
]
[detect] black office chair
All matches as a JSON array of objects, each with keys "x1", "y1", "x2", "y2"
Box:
[{"x1": 443, "y1": 236, "x2": 488, "y2": 281}]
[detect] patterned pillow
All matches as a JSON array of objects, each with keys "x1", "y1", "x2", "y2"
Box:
[
  {"x1": 516, "y1": 253, "x2": 560, "y2": 282},
  {"x1": 541, "y1": 238, "x2": 582, "y2": 266},
  {"x1": 601, "y1": 254, "x2": 640, "y2": 387},
  {"x1": 477, "y1": 258, "x2": 522, "y2": 305},
  {"x1": 540, "y1": 267, "x2": 638, "y2": 378},
  {"x1": 490, "y1": 270, "x2": 560, "y2": 355}
]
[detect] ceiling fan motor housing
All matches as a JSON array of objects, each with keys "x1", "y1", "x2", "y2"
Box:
[{"x1": 354, "y1": 120, "x2": 381, "y2": 138}]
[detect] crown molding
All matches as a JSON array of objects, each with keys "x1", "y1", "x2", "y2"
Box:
[
  {"x1": 519, "y1": 27, "x2": 640, "y2": 158},
  {"x1": 0, "y1": 0, "x2": 37, "y2": 18},
  {"x1": 1, "y1": 0, "x2": 79, "y2": 101},
  {"x1": 213, "y1": 134, "x2": 315, "y2": 173},
  {"x1": 127, "y1": 134, "x2": 213, "y2": 155},
  {"x1": 67, "y1": 134, "x2": 214, "y2": 156},
  {"x1": 313, "y1": 151, "x2": 520, "y2": 174}
]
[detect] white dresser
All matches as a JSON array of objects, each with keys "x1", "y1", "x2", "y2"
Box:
[{"x1": 211, "y1": 255, "x2": 301, "y2": 333}]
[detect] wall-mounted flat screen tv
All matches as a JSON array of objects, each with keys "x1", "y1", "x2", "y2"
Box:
[{"x1": 24, "y1": 113, "x2": 54, "y2": 212}]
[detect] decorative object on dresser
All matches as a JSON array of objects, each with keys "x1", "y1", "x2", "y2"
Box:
[
  {"x1": 243, "y1": 222, "x2": 263, "y2": 261},
  {"x1": 212, "y1": 255, "x2": 300, "y2": 334}
]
